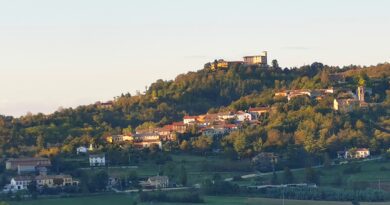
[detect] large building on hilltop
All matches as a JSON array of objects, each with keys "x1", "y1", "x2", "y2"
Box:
[
  {"x1": 207, "y1": 51, "x2": 268, "y2": 70},
  {"x1": 243, "y1": 51, "x2": 268, "y2": 65}
]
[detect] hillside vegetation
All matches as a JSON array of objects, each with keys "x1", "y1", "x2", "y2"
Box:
[{"x1": 0, "y1": 62, "x2": 388, "y2": 159}]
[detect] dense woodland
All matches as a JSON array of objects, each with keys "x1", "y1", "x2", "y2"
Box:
[{"x1": 0, "y1": 61, "x2": 389, "y2": 162}]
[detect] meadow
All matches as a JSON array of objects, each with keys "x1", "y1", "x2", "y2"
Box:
[{"x1": 9, "y1": 194, "x2": 390, "y2": 205}]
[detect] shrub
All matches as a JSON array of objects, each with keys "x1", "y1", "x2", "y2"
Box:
[{"x1": 139, "y1": 191, "x2": 203, "y2": 203}]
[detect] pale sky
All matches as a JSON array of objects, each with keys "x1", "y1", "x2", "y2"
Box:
[{"x1": 0, "y1": 0, "x2": 389, "y2": 117}]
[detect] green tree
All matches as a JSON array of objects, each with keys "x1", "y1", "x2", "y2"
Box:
[
  {"x1": 192, "y1": 136, "x2": 213, "y2": 154},
  {"x1": 179, "y1": 165, "x2": 188, "y2": 186},
  {"x1": 271, "y1": 171, "x2": 279, "y2": 185},
  {"x1": 36, "y1": 135, "x2": 45, "y2": 150},
  {"x1": 89, "y1": 170, "x2": 109, "y2": 192},
  {"x1": 323, "y1": 153, "x2": 332, "y2": 169},
  {"x1": 180, "y1": 140, "x2": 190, "y2": 151},
  {"x1": 27, "y1": 180, "x2": 38, "y2": 199},
  {"x1": 282, "y1": 167, "x2": 294, "y2": 184},
  {"x1": 272, "y1": 59, "x2": 279, "y2": 69},
  {"x1": 305, "y1": 167, "x2": 320, "y2": 185}
]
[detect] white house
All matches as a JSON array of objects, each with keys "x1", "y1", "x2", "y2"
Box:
[
  {"x1": 236, "y1": 111, "x2": 252, "y2": 122},
  {"x1": 4, "y1": 176, "x2": 32, "y2": 192},
  {"x1": 183, "y1": 116, "x2": 197, "y2": 124},
  {"x1": 347, "y1": 148, "x2": 370, "y2": 159},
  {"x1": 140, "y1": 176, "x2": 169, "y2": 189},
  {"x1": 89, "y1": 154, "x2": 106, "y2": 167},
  {"x1": 218, "y1": 112, "x2": 236, "y2": 120},
  {"x1": 76, "y1": 146, "x2": 88, "y2": 155},
  {"x1": 339, "y1": 148, "x2": 370, "y2": 159}
]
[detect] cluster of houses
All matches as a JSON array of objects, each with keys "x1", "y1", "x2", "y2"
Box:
[
  {"x1": 208, "y1": 51, "x2": 268, "y2": 70},
  {"x1": 274, "y1": 85, "x2": 373, "y2": 113},
  {"x1": 333, "y1": 86, "x2": 370, "y2": 112},
  {"x1": 274, "y1": 88, "x2": 334, "y2": 101},
  {"x1": 3, "y1": 157, "x2": 79, "y2": 192},
  {"x1": 2, "y1": 156, "x2": 170, "y2": 193},
  {"x1": 105, "y1": 107, "x2": 270, "y2": 147},
  {"x1": 337, "y1": 148, "x2": 371, "y2": 160}
]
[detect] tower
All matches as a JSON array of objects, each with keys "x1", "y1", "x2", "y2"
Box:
[{"x1": 357, "y1": 86, "x2": 365, "y2": 102}]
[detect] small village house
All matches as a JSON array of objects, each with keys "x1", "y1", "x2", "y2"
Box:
[
  {"x1": 347, "y1": 148, "x2": 370, "y2": 159},
  {"x1": 140, "y1": 176, "x2": 169, "y2": 189},
  {"x1": 183, "y1": 115, "x2": 198, "y2": 124},
  {"x1": 210, "y1": 59, "x2": 229, "y2": 70},
  {"x1": 133, "y1": 133, "x2": 160, "y2": 141},
  {"x1": 4, "y1": 174, "x2": 78, "y2": 192},
  {"x1": 76, "y1": 146, "x2": 88, "y2": 155},
  {"x1": 248, "y1": 107, "x2": 269, "y2": 119},
  {"x1": 236, "y1": 111, "x2": 252, "y2": 122},
  {"x1": 6, "y1": 157, "x2": 51, "y2": 171},
  {"x1": 287, "y1": 90, "x2": 312, "y2": 101},
  {"x1": 106, "y1": 135, "x2": 134, "y2": 143},
  {"x1": 35, "y1": 174, "x2": 79, "y2": 188},
  {"x1": 333, "y1": 98, "x2": 360, "y2": 112},
  {"x1": 89, "y1": 154, "x2": 106, "y2": 167},
  {"x1": 133, "y1": 140, "x2": 162, "y2": 149},
  {"x1": 95, "y1": 101, "x2": 114, "y2": 109},
  {"x1": 4, "y1": 176, "x2": 32, "y2": 192},
  {"x1": 338, "y1": 148, "x2": 370, "y2": 159},
  {"x1": 172, "y1": 122, "x2": 187, "y2": 133},
  {"x1": 217, "y1": 111, "x2": 236, "y2": 120},
  {"x1": 274, "y1": 90, "x2": 288, "y2": 97}
]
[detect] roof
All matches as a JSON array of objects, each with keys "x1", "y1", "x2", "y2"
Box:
[
  {"x1": 35, "y1": 174, "x2": 72, "y2": 180},
  {"x1": 243, "y1": 55, "x2": 264, "y2": 58},
  {"x1": 172, "y1": 122, "x2": 185, "y2": 126},
  {"x1": 183, "y1": 115, "x2": 198, "y2": 119},
  {"x1": 13, "y1": 176, "x2": 33, "y2": 181},
  {"x1": 224, "y1": 124, "x2": 238, "y2": 129},
  {"x1": 133, "y1": 133, "x2": 159, "y2": 137},
  {"x1": 356, "y1": 148, "x2": 369, "y2": 152},
  {"x1": 7, "y1": 157, "x2": 50, "y2": 163},
  {"x1": 89, "y1": 153, "x2": 105, "y2": 158},
  {"x1": 148, "y1": 176, "x2": 168, "y2": 181},
  {"x1": 161, "y1": 125, "x2": 174, "y2": 131}
]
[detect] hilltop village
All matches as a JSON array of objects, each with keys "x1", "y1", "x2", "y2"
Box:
[{"x1": 0, "y1": 52, "x2": 389, "y2": 202}]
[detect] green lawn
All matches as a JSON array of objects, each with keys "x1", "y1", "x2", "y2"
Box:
[{"x1": 9, "y1": 195, "x2": 390, "y2": 205}]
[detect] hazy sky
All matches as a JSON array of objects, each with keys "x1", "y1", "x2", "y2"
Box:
[{"x1": 0, "y1": 0, "x2": 389, "y2": 117}]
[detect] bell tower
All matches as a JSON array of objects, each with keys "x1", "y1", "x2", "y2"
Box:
[{"x1": 357, "y1": 86, "x2": 365, "y2": 102}]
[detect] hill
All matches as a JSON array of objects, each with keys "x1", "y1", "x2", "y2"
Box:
[
  {"x1": 0, "y1": 62, "x2": 388, "y2": 158},
  {"x1": 341, "y1": 63, "x2": 390, "y2": 78}
]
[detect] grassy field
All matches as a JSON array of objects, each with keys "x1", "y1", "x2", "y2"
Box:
[
  {"x1": 84, "y1": 154, "x2": 253, "y2": 185},
  {"x1": 9, "y1": 195, "x2": 390, "y2": 205},
  {"x1": 237, "y1": 160, "x2": 390, "y2": 191}
]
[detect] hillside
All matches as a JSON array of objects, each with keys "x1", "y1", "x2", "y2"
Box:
[
  {"x1": 0, "y1": 62, "x2": 389, "y2": 158},
  {"x1": 341, "y1": 63, "x2": 390, "y2": 78}
]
